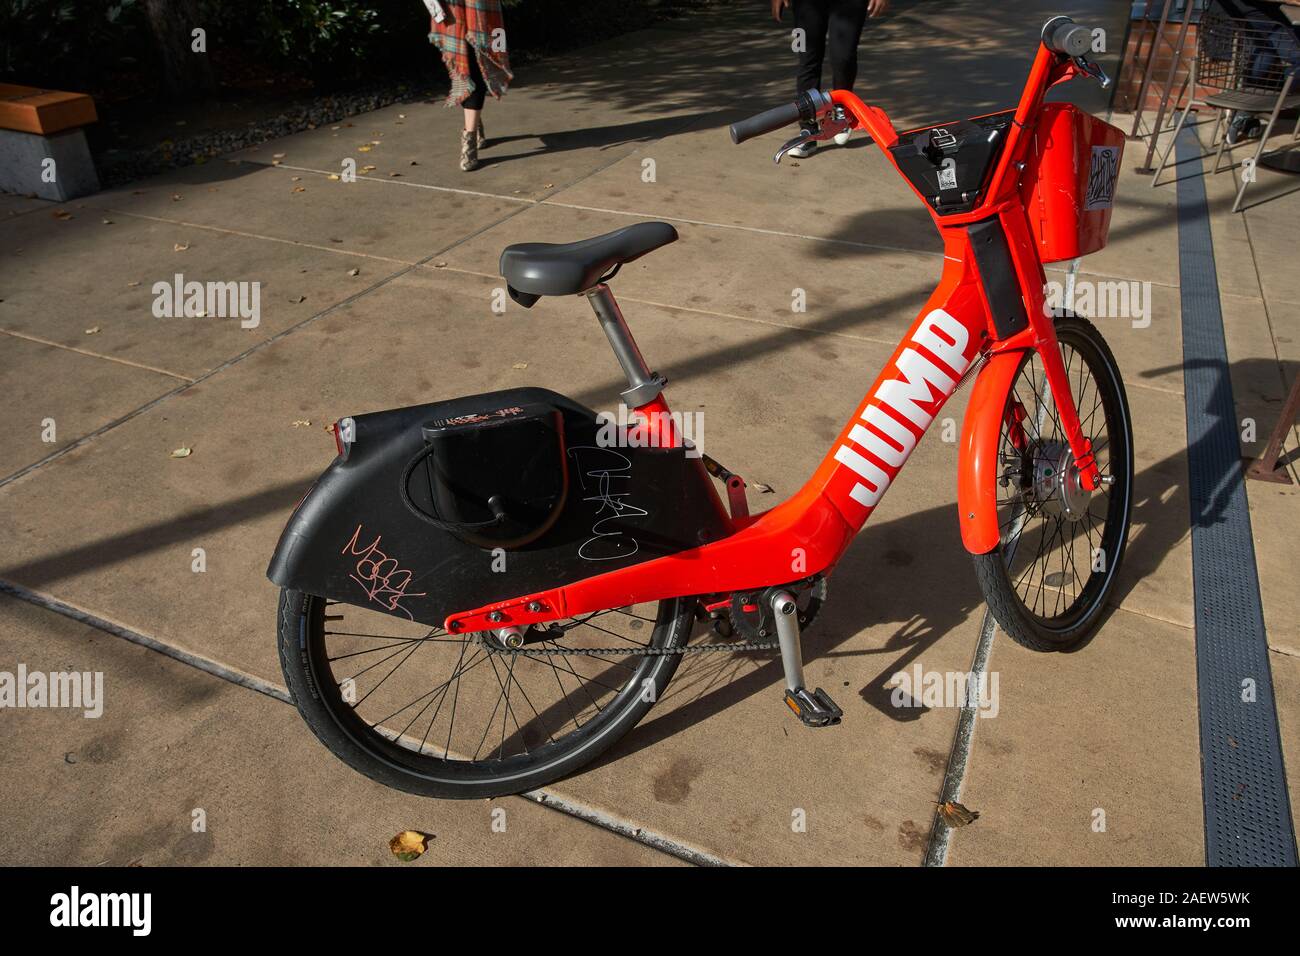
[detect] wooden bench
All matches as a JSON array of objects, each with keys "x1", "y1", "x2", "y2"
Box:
[{"x1": 0, "y1": 83, "x2": 100, "y2": 201}]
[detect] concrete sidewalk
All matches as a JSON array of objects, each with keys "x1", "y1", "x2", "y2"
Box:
[{"x1": 1, "y1": 0, "x2": 1296, "y2": 866}]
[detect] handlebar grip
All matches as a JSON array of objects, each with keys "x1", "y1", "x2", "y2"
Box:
[
  {"x1": 1041, "y1": 15, "x2": 1092, "y2": 58},
  {"x1": 729, "y1": 101, "x2": 804, "y2": 145}
]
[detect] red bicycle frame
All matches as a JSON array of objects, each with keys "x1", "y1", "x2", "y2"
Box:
[{"x1": 445, "y1": 43, "x2": 1101, "y2": 636}]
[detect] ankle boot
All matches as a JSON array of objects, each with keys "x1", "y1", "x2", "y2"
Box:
[{"x1": 460, "y1": 130, "x2": 479, "y2": 171}]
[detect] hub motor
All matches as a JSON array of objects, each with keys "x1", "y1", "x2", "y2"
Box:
[{"x1": 1025, "y1": 439, "x2": 1095, "y2": 522}]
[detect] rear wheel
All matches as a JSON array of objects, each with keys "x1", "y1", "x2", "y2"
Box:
[
  {"x1": 973, "y1": 316, "x2": 1133, "y2": 651},
  {"x1": 278, "y1": 589, "x2": 693, "y2": 798}
]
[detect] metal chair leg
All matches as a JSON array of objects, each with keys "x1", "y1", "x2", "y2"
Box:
[
  {"x1": 1231, "y1": 76, "x2": 1294, "y2": 213},
  {"x1": 1152, "y1": 93, "x2": 1196, "y2": 186},
  {"x1": 1209, "y1": 109, "x2": 1225, "y2": 148},
  {"x1": 1212, "y1": 109, "x2": 1231, "y2": 173}
]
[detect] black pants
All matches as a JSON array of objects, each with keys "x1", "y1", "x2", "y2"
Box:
[
  {"x1": 793, "y1": 0, "x2": 870, "y2": 94},
  {"x1": 463, "y1": 47, "x2": 487, "y2": 111}
]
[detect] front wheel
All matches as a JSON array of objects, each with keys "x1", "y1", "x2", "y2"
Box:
[
  {"x1": 973, "y1": 315, "x2": 1133, "y2": 651},
  {"x1": 277, "y1": 589, "x2": 694, "y2": 798}
]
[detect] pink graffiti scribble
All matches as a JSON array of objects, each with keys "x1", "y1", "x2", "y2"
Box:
[{"x1": 342, "y1": 524, "x2": 427, "y2": 619}]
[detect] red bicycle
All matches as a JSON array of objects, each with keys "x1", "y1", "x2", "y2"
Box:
[{"x1": 269, "y1": 17, "x2": 1132, "y2": 798}]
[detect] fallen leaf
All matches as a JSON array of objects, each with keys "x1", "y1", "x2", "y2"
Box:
[
  {"x1": 170, "y1": 194, "x2": 183, "y2": 201},
  {"x1": 273, "y1": 152, "x2": 286, "y2": 159},
  {"x1": 936, "y1": 801, "x2": 979, "y2": 828},
  {"x1": 327, "y1": 173, "x2": 341, "y2": 181},
  {"x1": 101, "y1": 218, "x2": 114, "y2": 225},
  {"x1": 127, "y1": 281, "x2": 141, "y2": 288},
  {"x1": 291, "y1": 176, "x2": 302, "y2": 182},
  {"x1": 289, "y1": 295, "x2": 306, "y2": 304},
  {"x1": 84, "y1": 326, "x2": 101, "y2": 335},
  {"x1": 751, "y1": 482, "x2": 775, "y2": 494},
  {"x1": 388, "y1": 172, "x2": 402, "y2": 177},
  {"x1": 369, "y1": 140, "x2": 382, "y2": 145},
  {"x1": 173, "y1": 242, "x2": 190, "y2": 252},
  {"x1": 347, "y1": 268, "x2": 359, "y2": 276},
  {"x1": 361, "y1": 164, "x2": 376, "y2": 172},
  {"x1": 512, "y1": 362, "x2": 528, "y2": 370},
  {"x1": 543, "y1": 182, "x2": 554, "y2": 188},
  {"x1": 170, "y1": 446, "x2": 192, "y2": 459},
  {"x1": 388, "y1": 830, "x2": 431, "y2": 862},
  {"x1": 357, "y1": 145, "x2": 372, "y2": 152},
  {"x1": 434, "y1": 261, "x2": 448, "y2": 268},
  {"x1": 53, "y1": 211, "x2": 73, "y2": 220},
  {"x1": 292, "y1": 185, "x2": 306, "y2": 193},
  {"x1": 409, "y1": 160, "x2": 419, "y2": 166},
  {"x1": 291, "y1": 420, "x2": 311, "y2": 427}
]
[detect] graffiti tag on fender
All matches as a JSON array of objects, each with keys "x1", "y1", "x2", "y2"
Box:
[
  {"x1": 1085, "y1": 145, "x2": 1119, "y2": 210},
  {"x1": 342, "y1": 524, "x2": 427, "y2": 619},
  {"x1": 567, "y1": 446, "x2": 645, "y2": 561}
]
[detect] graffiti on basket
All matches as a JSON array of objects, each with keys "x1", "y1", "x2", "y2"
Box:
[
  {"x1": 1084, "y1": 145, "x2": 1119, "y2": 211},
  {"x1": 568, "y1": 446, "x2": 646, "y2": 561},
  {"x1": 342, "y1": 524, "x2": 427, "y2": 619}
]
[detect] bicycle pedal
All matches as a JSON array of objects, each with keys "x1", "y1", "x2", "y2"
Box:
[{"x1": 783, "y1": 687, "x2": 842, "y2": 727}]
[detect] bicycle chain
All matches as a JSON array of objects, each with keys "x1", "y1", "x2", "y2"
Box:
[{"x1": 471, "y1": 633, "x2": 780, "y2": 657}]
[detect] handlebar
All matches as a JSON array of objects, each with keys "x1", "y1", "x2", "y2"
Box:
[
  {"x1": 1041, "y1": 15, "x2": 1092, "y2": 58},
  {"x1": 729, "y1": 89, "x2": 832, "y2": 145}
]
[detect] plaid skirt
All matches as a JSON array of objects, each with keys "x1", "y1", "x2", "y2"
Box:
[{"x1": 429, "y1": 0, "x2": 514, "y2": 107}]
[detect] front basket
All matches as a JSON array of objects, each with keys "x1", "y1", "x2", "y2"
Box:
[{"x1": 1021, "y1": 103, "x2": 1125, "y2": 263}]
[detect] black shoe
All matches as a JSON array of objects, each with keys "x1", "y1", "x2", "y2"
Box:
[{"x1": 1226, "y1": 113, "x2": 1262, "y2": 146}]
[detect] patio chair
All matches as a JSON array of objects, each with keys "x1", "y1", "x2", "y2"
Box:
[{"x1": 1150, "y1": 4, "x2": 1300, "y2": 210}]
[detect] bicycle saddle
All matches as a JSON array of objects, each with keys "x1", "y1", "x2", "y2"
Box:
[{"x1": 500, "y1": 221, "x2": 678, "y2": 306}]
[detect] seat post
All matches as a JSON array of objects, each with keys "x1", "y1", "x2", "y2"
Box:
[{"x1": 584, "y1": 283, "x2": 667, "y2": 407}]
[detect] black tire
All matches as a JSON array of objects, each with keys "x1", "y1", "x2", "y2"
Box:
[
  {"x1": 972, "y1": 315, "x2": 1133, "y2": 651},
  {"x1": 278, "y1": 588, "x2": 693, "y2": 798}
]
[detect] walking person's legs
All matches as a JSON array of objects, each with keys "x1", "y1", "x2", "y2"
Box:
[
  {"x1": 792, "y1": 0, "x2": 831, "y2": 95},
  {"x1": 786, "y1": 0, "x2": 830, "y2": 156},
  {"x1": 460, "y1": 49, "x2": 487, "y2": 170},
  {"x1": 825, "y1": 0, "x2": 870, "y2": 93},
  {"x1": 826, "y1": 0, "x2": 883, "y2": 145},
  {"x1": 430, "y1": 0, "x2": 512, "y2": 173}
]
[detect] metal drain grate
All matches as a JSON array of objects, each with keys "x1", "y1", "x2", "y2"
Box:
[{"x1": 1174, "y1": 126, "x2": 1298, "y2": 866}]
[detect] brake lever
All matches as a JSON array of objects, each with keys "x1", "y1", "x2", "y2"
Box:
[
  {"x1": 1072, "y1": 54, "x2": 1111, "y2": 89},
  {"x1": 773, "y1": 107, "x2": 855, "y2": 164},
  {"x1": 774, "y1": 131, "x2": 815, "y2": 164}
]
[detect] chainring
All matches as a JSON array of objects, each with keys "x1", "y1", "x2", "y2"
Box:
[{"x1": 729, "y1": 577, "x2": 828, "y2": 641}]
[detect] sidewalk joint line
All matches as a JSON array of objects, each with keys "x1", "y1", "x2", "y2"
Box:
[
  {"x1": 0, "y1": 579, "x2": 289, "y2": 702},
  {"x1": 98, "y1": 208, "x2": 418, "y2": 266},
  {"x1": 0, "y1": 328, "x2": 196, "y2": 382},
  {"x1": 922, "y1": 608, "x2": 996, "y2": 867}
]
